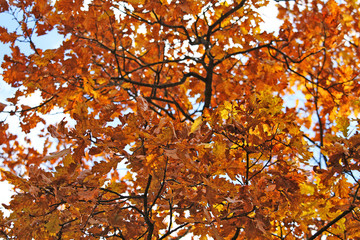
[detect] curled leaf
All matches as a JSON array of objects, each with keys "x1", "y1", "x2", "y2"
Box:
[{"x1": 43, "y1": 148, "x2": 71, "y2": 161}]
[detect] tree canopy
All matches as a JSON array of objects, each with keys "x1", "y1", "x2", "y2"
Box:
[{"x1": 1, "y1": 0, "x2": 360, "y2": 239}]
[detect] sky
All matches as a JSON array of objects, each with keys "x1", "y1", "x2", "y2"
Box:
[
  {"x1": 0, "y1": 7, "x2": 68, "y2": 215},
  {"x1": 0, "y1": 0, "x2": 283, "y2": 227}
]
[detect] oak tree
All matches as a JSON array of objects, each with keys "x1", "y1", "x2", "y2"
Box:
[{"x1": 1, "y1": 0, "x2": 360, "y2": 239}]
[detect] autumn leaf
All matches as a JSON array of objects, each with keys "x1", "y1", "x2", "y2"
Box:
[
  {"x1": 336, "y1": 116, "x2": 350, "y2": 137},
  {"x1": 128, "y1": 0, "x2": 146, "y2": 5},
  {"x1": 43, "y1": 148, "x2": 71, "y2": 161},
  {"x1": 45, "y1": 215, "x2": 61, "y2": 234},
  {"x1": 0, "y1": 102, "x2": 6, "y2": 112},
  {"x1": 190, "y1": 117, "x2": 202, "y2": 134},
  {"x1": 88, "y1": 146, "x2": 104, "y2": 155}
]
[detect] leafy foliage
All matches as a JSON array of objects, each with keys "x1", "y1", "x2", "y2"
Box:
[{"x1": 1, "y1": 0, "x2": 360, "y2": 239}]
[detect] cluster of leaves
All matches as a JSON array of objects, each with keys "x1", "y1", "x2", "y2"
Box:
[{"x1": 1, "y1": 0, "x2": 360, "y2": 239}]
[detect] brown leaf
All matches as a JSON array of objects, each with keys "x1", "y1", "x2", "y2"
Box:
[
  {"x1": 0, "y1": 102, "x2": 6, "y2": 112},
  {"x1": 164, "y1": 149, "x2": 180, "y2": 159},
  {"x1": 43, "y1": 148, "x2": 71, "y2": 161},
  {"x1": 88, "y1": 146, "x2": 103, "y2": 155},
  {"x1": 266, "y1": 184, "x2": 277, "y2": 192},
  {"x1": 137, "y1": 95, "x2": 148, "y2": 112}
]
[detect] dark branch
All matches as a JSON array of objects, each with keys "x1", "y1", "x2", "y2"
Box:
[
  {"x1": 308, "y1": 206, "x2": 355, "y2": 240},
  {"x1": 111, "y1": 72, "x2": 205, "y2": 89}
]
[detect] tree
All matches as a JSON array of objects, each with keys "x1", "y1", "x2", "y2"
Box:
[{"x1": 0, "y1": 0, "x2": 360, "y2": 239}]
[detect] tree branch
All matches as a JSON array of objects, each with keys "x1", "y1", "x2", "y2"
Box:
[
  {"x1": 308, "y1": 206, "x2": 355, "y2": 240},
  {"x1": 209, "y1": 0, "x2": 247, "y2": 33},
  {"x1": 111, "y1": 72, "x2": 205, "y2": 89}
]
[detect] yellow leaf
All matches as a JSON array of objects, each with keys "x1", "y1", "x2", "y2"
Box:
[
  {"x1": 213, "y1": 141, "x2": 226, "y2": 159},
  {"x1": 220, "y1": 108, "x2": 229, "y2": 120},
  {"x1": 336, "y1": 116, "x2": 350, "y2": 137},
  {"x1": 300, "y1": 182, "x2": 315, "y2": 195},
  {"x1": 190, "y1": 117, "x2": 202, "y2": 134},
  {"x1": 63, "y1": 153, "x2": 75, "y2": 167},
  {"x1": 128, "y1": 0, "x2": 145, "y2": 5}
]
